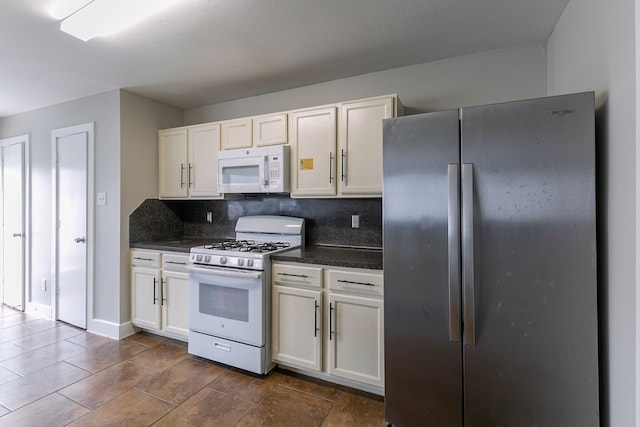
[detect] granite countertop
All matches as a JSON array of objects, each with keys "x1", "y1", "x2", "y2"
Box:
[
  {"x1": 130, "y1": 238, "x2": 224, "y2": 253},
  {"x1": 130, "y1": 239, "x2": 383, "y2": 270},
  {"x1": 272, "y1": 245, "x2": 383, "y2": 270}
]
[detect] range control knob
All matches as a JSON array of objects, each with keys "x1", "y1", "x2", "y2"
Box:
[
  {"x1": 237, "y1": 259, "x2": 244, "y2": 266},
  {"x1": 196, "y1": 255, "x2": 203, "y2": 262},
  {"x1": 247, "y1": 259, "x2": 254, "y2": 267},
  {"x1": 204, "y1": 255, "x2": 211, "y2": 263},
  {"x1": 220, "y1": 256, "x2": 228, "y2": 265}
]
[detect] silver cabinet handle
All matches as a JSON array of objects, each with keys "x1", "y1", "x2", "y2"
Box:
[
  {"x1": 180, "y1": 163, "x2": 185, "y2": 188},
  {"x1": 134, "y1": 257, "x2": 153, "y2": 261},
  {"x1": 448, "y1": 164, "x2": 461, "y2": 343},
  {"x1": 165, "y1": 261, "x2": 187, "y2": 265},
  {"x1": 329, "y1": 302, "x2": 335, "y2": 341},
  {"x1": 277, "y1": 272, "x2": 309, "y2": 278},
  {"x1": 12, "y1": 233, "x2": 23, "y2": 238},
  {"x1": 74, "y1": 237, "x2": 86, "y2": 243},
  {"x1": 161, "y1": 278, "x2": 166, "y2": 305},
  {"x1": 337, "y1": 279, "x2": 374, "y2": 287},
  {"x1": 341, "y1": 149, "x2": 346, "y2": 182},
  {"x1": 462, "y1": 163, "x2": 476, "y2": 346},
  {"x1": 314, "y1": 300, "x2": 319, "y2": 338},
  {"x1": 153, "y1": 277, "x2": 158, "y2": 305},
  {"x1": 188, "y1": 163, "x2": 193, "y2": 188},
  {"x1": 329, "y1": 152, "x2": 334, "y2": 184}
]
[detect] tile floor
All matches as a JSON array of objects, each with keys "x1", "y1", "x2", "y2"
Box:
[{"x1": 0, "y1": 306, "x2": 385, "y2": 426}]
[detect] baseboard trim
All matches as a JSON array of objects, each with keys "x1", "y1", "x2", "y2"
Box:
[
  {"x1": 88, "y1": 319, "x2": 137, "y2": 340},
  {"x1": 25, "y1": 302, "x2": 52, "y2": 319}
]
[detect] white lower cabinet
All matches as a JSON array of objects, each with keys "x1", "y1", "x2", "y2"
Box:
[
  {"x1": 328, "y1": 293, "x2": 384, "y2": 388},
  {"x1": 272, "y1": 285, "x2": 322, "y2": 371},
  {"x1": 131, "y1": 250, "x2": 189, "y2": 341},
  {"x1": 271, "y1": 261, "x2": 384, "y2": 393}
]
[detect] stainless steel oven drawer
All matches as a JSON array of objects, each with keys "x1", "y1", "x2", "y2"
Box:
[{"x1": 188, "y1": 330, "x2": 271, "y2": 374}]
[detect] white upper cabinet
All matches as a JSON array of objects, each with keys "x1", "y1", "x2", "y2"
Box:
[
  {"x1": 159, "y1": 128, "x2": 188, "y2": 198},
  {"x1": 290, "y1": 107, "x2": 338, "y2": 197},
  {"x1": 338, "y1": 96, "x2": 395, "y2": 196},
  {"x1": 188, "y1": 123, "x2": 221, "y2": 198},
  {"x1": 159, "y1": 123, "x2": 221, "y2": 199},
  {"x1": 221, "y1": 118, "x2": 253, "y2": 150},
  {"x1": 253, "y1": 113, "x2": 288, "y2": 146},
  {"x1": 289, "y1": 95, "x2": 399, "y2": 198}
]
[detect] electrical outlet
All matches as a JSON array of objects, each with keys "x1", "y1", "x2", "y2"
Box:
[
  {"x1": 97, "y1": 192, "x2": 107, "y2": 205},
  {"x1": 351, "y1": 215, "x2": 360, "y2": 229},
  {"x1": 206, "y1": 212, "x2": 213, "y2": 223}
]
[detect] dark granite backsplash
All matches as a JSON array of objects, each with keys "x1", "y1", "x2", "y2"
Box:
[{"x1": 130, "y1": 196, "x2": 382, "y2": 248}]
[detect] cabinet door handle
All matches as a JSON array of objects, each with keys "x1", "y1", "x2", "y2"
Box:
[
  {"x1": 134, "y1": 257, "x2": 153, "y2": 261},
  {"x1": 180, "y1": 163, "x2": 185, "y2": 188},
  {"x1": 12, "y1": 233, "x2": 23, "y2": 238},
  {"x1": 276, "y1": 272, "x2": 309, "y2": 278},
  {"x1": 161, "y1": 278, "x2": 166, "y2": 305},
  {"x1": 337, "y1": 279, "x2": 374, "y2": 287},
  {"x1": 329, "y1": 302, "x2": 334, "y2": 340},
  {"x1": 329, "y1": 152, "x2": 334, "y2": 184},
  {"x1": 341, "y1": 149, "x2": 346, "y2": 182},
  {"x1": 188, "y1": 163, "x2": 193, "y2": 188},
  {"x1": 153, "y1": 278, "x2": 158, "y2": 305},
  {"x1": 314, "y1": 300, "x2": 319, "y2": 337}
]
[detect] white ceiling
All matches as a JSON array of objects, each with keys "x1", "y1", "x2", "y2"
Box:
[{"x1": 0, "y1": 0, "x2": 568, "y2": 118}]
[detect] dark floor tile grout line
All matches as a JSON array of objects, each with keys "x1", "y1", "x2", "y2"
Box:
[{"x1": 277, "y1": 383, "x2": 344, "y2": 403}]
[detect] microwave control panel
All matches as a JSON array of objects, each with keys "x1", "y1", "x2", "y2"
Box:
[{"x1": 269, "y1": 156, "x2": 281, "y2": 186}]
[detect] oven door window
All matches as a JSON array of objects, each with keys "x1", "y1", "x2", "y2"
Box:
[
  {"x1": 199, "y1": 283, "x2": 248, "y2": 322},
  {"x1": 189, "y1": 267, "x2": 265, "y2": 347}
]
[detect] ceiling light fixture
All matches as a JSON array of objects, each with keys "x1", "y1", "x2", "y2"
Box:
[{"x1": 51, "y1": 0, "x2": 179, "y2": 41}]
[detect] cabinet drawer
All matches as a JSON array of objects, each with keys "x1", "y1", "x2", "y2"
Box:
[
  {"x1": 162, "y1": 253, "x2": 189, "y2": 272},
  {"x1": 273, "y1": 263, "x2": 322, "y2": 288},
  {"x1": 131, "y1": 250, "x2": 161, "y2": 268},
  {"x1": 328, "y1": 269, "x2": 383, "y2": 296}
]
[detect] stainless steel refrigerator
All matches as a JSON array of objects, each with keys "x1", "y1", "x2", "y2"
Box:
[{"x1": 382, "y1": 92, "x2": 599, "y2": 426}]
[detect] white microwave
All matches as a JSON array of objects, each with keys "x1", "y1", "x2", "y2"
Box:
[{"x1": 217, "y1": 145, "x2": 290, "y2": 194}]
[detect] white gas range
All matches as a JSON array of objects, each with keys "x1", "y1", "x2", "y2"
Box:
[{"x1": 187, "y1": 215, "x2": 304, "y2": 374}]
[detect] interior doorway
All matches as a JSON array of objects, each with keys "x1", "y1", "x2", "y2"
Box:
[
  {"x1": 52, "y1": 123, "x2": 94, "y2": 329},
  {"x1": 0, "y1": 135, "x2": 28, "y2": 310}
]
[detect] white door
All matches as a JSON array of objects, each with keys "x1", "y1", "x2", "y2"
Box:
[
  {"x1": 1, "y1": 141, "x2": 25, "y2": 309},
  {"x1": 53, "y1": 124, "x2": 94, "y2": 329}
]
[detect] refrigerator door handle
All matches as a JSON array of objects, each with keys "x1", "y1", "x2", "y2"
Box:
[
  {"x1": 448, "y1": 164, "x2": 461, "y2": 342},
  {"x1": 462, "y1": 163, "x2": 476, "y2": 346}
]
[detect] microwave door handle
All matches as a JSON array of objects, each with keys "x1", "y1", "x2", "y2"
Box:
[{"x1": 264, "y1": 155, "x2": 269, "y2": 186}]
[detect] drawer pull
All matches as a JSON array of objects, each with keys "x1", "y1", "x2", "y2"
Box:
[
  {"x1": 337, "y1": 279, "x2": 375, "y2": 287},
  {"x1": 165, "y1": 261, "x2": 187, "y2": 265},
  {"x1": 214, "y1": 342, "x2": 231, "y2": 352},
  {"x1": 134, "y1": 257, "x2": 153, "y2": 261},
  {"x1": 277, "y1": 272, "x2": 309, "y2": 278}
]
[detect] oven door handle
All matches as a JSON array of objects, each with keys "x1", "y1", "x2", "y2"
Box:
[{"x1": 188, "y1": 265, "x2": 262, "y2": 280}]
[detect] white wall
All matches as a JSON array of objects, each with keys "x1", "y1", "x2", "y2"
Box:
[
  {"x1": 0, "y1": 90, "x2": 120, "y2": 322},
  {"x1": 119, "y1": 90, "x2": 182, "y2": 324},
  {"x1": 547, "y1": 0, "x2": 636, "y2": 425},
  {"x1": 0, "y1": 89, "x2": 183, "y2": 338},
  {"x1": 185, "y1": 43, "x2": 547, "y2": 124}
]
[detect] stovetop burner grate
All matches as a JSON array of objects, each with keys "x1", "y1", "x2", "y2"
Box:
[{"x1": 202, "y1": 240, "x2": 291, "y2": 253}]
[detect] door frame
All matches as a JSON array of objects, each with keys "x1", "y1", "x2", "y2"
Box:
[
  {"x1": 51, "y1": 123, "x2": 94, "y2": 327},
  {"x1": 0, "y1": 134, "x2": 30, "y2": 311}
]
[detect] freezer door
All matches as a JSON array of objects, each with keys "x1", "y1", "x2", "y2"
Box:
[
  {"x1": 383, "y1": 110, "x2": 462, "y2": 426},
  {"x1": 460, "y1": 92, "x2": 598, "y2": 426}
]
